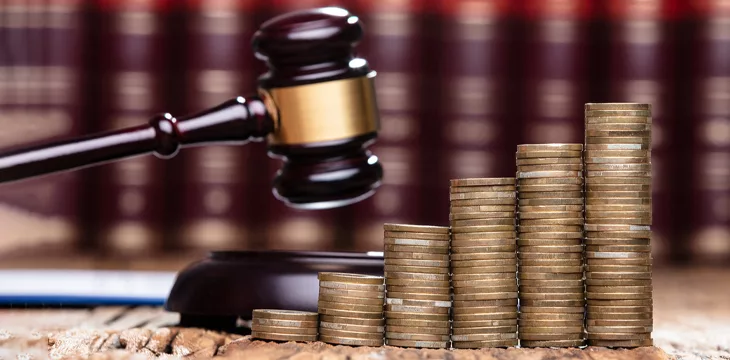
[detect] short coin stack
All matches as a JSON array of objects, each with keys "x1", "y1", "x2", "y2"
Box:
[
  {"x1": 515, "y1": 144, "x2": 586, "y2": 348},
  {"x1": 449, "y1": 178, "x2": 519, "y2": 349},
  {"x1": 583, "y1": 103, "x2": 654, "y2": 347},
  {"x1": 251, "y1": 309, "x2": 319, "y2": 342},
  {"x1": 383, "y1": 223, "x2": 451, "y2": 349},
  {"x1": 317, "y1": 272, "x2": 385, "y2": 347}
]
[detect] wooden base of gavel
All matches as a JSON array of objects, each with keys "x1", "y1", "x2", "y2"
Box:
[{"x1": 0, "y1": 6, "x2": 387, "y2": 325}]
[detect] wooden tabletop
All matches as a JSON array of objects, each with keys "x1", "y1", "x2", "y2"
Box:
[{"x1": 1, "y1": 267, "x2": 728, "y2": 360}]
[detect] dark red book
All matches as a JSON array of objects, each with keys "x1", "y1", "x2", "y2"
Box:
[
  {"x1": 686, "y1": 0, "x2": 730, "y2": 264},
  {"x1": 93, "y1": 0, "x2": 169, "y2": 257},
  {"x1": 345, "y1": 0, "x2": 427, "y2": 251},
  {"x1": 172, "y1": 0, "x2": 261, "y2": 254},
  {"x1": 519, "y1": 0, "x2": 594, "y2": 144},
  {"x1": 0, "y1": 0, "x2": 85, "y2": 257},
  {"x1": 597, "y1": 0, "x2": 682, "y2": 264}
]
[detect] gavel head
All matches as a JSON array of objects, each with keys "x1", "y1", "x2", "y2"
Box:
[{"x1": 252, "y1": 7, "x2": 383, "y2": 210}]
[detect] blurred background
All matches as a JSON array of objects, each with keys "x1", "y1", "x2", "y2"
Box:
[{"x1": 0, "y1": 0, "x2": 727, "y2": 275}]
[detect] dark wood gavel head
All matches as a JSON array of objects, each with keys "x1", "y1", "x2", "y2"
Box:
[
  {"x1": 253, "y1": 7, "x2": 383, "y2": 209},
  {"x1": 0, "y1": 7, "x2": 383, "y2": 210}
]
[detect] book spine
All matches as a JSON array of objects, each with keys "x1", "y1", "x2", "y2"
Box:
[
  {"x1": 427, "y1": 0, "x2": 516, "y2": 223},
  {"x1": 347, "y1": 0, "x2": 426, "y2": 251},
  {"x1": 175, "y1": 0, "x2": 258, "y2": 253},
  {"x1": 687, "y1": 0, "x2": 730, "y2": 264},
  {"x1": 519, "y1": 0, "x2": 593, "y2": 144},
  {"x1": 94, "y1": 0, "x2": 168, "y2": 257},
  {"x1": 0, "y1": 0, "x2": 83, "y2": 257},
  {"x1": 600, "y1": 0, "x2": 681, "y2": 264}
]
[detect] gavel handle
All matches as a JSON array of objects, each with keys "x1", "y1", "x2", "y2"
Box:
[{"x1": 0, "y1": 96, "x2": 273, "y2": 184}]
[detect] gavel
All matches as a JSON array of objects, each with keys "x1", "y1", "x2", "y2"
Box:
[{"x1": 0, "y1": 7, "x2": 383, "y2": 209}]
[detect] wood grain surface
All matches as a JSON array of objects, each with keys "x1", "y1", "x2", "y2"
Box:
[{"x1": 1, "y1": 267, "x2": 728, "y2": 360}]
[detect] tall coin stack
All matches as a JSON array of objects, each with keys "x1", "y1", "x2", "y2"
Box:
[
  {"x1": 583, "y1": 103, "x2": 653, "y2": 347},
  {"x1": 383, "y1": 224, "x2": 451, "y2": 349},
  {"x1": 251, "y1": 309, "x2": 319, "y2": 342},
  {"x1": 317, "y1": 272, "x2": 386, "y2": 347},
  {"x1": 449, "y1": 178, "x2": 519, "y2": 349},
  {"x1": 515, "y1": 144, "x2": 586, "y2": 348}
]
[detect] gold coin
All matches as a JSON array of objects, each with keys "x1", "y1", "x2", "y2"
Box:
[
  {"x1": 319, "y1": 328, "x2": 384, "y2": 340},
  {"x1": 450, "y1": 178, "x2": 515, "y2": 187},
  {"x1": 518, "y1": 245, "x2": 583, "y2": 253},
  {"x1": 319, "y1": 287, "x2": 385, "y2": 300},
  {"x1": 518, "y1": 225, "x2": 582, "y2": 233},
  {"x1": 585, "y1": 197, "x2": 651, "y2": 205},
  {"x1": 585, "y1": 203, "x2": 652, "y2": 211},
  {"x1": 584, "y1": 116, "x2": 652, "y2": 124},
  {"x1": 585, "y1": 170, "x2": 652, "y2": 177},
  {"x1": 319, "y1": 295, "x2": 384, "y2": 306},
  {"x1": 452, "y1": 319, "x2": 517, "y2": 327},
  {"x1": 586, "y1": 190, "x2": 651, "y2": 198},
  {"x1": 586, "y1": 293, "x2": 652, "y2": 301},
  {"x1": 519, "y1": 252, "x2": 583, "y2": 259},
  {"x1": 519, "y1": 191, "x2": 583, "y2": 199},
  {"x1": 452, "y1": 312, "x2": 519, "y2": 321},
  {"x1": 586, "y1": 164, "x2": 651, "y2": 172},
  {"x1": 518, "y1": 312, "x2": 584, "y2": 320},
  {"x1": 452, "y1": 219, "x2": 516, "y2": 227},
  {"x1": 585, "y1": 212, "x2": 651, "y2": 220},
  {"x1": 452, "y1": 278, "x2": 517, "y2": 288},
  {"x1": 518, "y1": 258, "x2": 582, "y2": 266},
  {"x1": 452, "y1": 298, "x2": 518, "y2": 307},
  {"x1": 383, "y1": 264, "x2": 449, "y2": 274},
  {"x1": 385, "y1": 298, "x2": 451, "y2": 308},
  {"x1": 452, "y1": 229, "x2": 515, "y2": 239},
  {"x1": 450, "y1": 198, "x2": 518, "y2": 206},
  {"x1": 519, "y1": 198, "x2": 584, "y2": 206},
  {"x1": 452, "y1": 245, "x2": 517, "y2": 254},
  {"x1": 585, "y1": 272, "x2": 652, "y2": 280},
  {"x1": 451, "y1": 333, "x2": 518, "y2": 342},
  {"x1": 319, "y1": 321, "x2": 385, "y2": 333},
  {"x1": 517, "y1": 184, "x2": 583, "y2": 192},
  {"x1": 318, "y1": 272, "x2": 384, "y2": 285},
  {"x1": 585, "y1": 123, "x2": 652, "y2": 132},
  {"x1": 586, "y1": 325, "x2": 653, "y2": 334},
  {"x1": 516, "y1": 157, "x2": 582, "y2": 165},
  {"x1": 385, "y1": 339, "x2": 449, "y2": 348},
  {"x1": 385, "y1": 325, "x2": 450, "y2": 335},
  {"x1": 452, "y1": 272, "x2": 516, "y2": 281},
  {"x1": 385, "y1": 318, "x2": 451, "y2": 328},
  {"x1": 251, "y1": 324, "x2": 318, "y2": 335},
  {"x1": 584, "y1": 157, "x2": 650, "y2": 165},
  {"x1": 451, "y1": 230, "x2": 516, "y2": 238},
  {"x1": 384, "y1": 238, "x2": 450, "y2": 247},
  {"x1": 450, "y1": 185, "x2": 516, "y2": 193},
  {"x1": 318, "y1": 308, "x2": 384, "y2": 319},
  {"x1": 586, "y1": 130, "x2": 651, "y2": 138},
  {"x1": 587, "y1": 312, "x2": 653, "y2": 320},
  {"x1": 586, "y1": 232, "x2": 651, "y2": 240},
  {"x1": 586, "y1": 258, "x2": 652, "y2": 266},
  {"x1": 386, "y1": 292, "x2": 450, "y2": 302},
  {"x1": 251, "y1": 331, "x2": 318, "y2": 342},
  {"x1": 453, "y1": 285, "x2": 517, "y2": 294},
  {"x1": 517, "y1": 239, "x2": 582, "y2": 246},
  {"x1": 518, "y1": 293, "x2": 584, "y2": 301},
  {"x1": 518, "y1": 170, "x2": 583, "y2": 178},
  {"x1": 519, "y1": 306, "x2": 585, "y2": 314},
  {"x1": 518, "y1": 273, "x2": 584, "y2": 281},
  {"x1": 517, "y1": 164, "x2": 583, "y2": 172},
  {"x1": 518, "y1": 205, "x2": 584, "y2": 212},
  {"x1": 384, "y1": 231, "x2": 450, "y2": 240},
  {"x1": 451, "y1": 252, "x2": 517, "y2": 261},
  {"x1": 587, "y1": 339, "x2": 653, "y2": 347},
  {"x1": 384, "y1": 311, "x2": 450, "y2": 321},
  {"x1": 519, "y1": 177, "x2": 584, "y2": 185},
  {"x1": 383, "y1": 223, "x2": 449, "y2": 234},
  {"x1": 585, "y1": 149, "x2": 651, "y2": 157},
  {"x1": 318, "y1": 301, "x2": 384, "y2": 313},
  {"x1": 518, "y1": 320, "x2": 584, "y2": 327},
  {"x1": 319, "y1": 281, "x2": 385, "y2": 292},
  {"x1": 384, "y1": 244, "x2": 449, "y2": 254},
  {"x1": 450, "y1": 191, "x2": 516, "y2": 200},
  {"x1": 585, "y1": 244, "x2": 652, "y2": 252},
  {"x1": 585, "y1": 109, "x2": 651, "y2": 117},
  {"x1": 586, "y1": 305, "x2": 652, "y2": 313},
  {"x1": 386, "y1": 285, "x2": 451, "y2": 294},
  {"x1": 385, "y1": 304, "x2": 450, "y2": 314},
  {"x1": 384, "y1": 272, "x2": 449, "y2": 281},
  {"x1": 384, "y1": 252, "x2": 450, "y2": 261},
  {"x1": 517, "y1": 144, "x2": 584, "y2": 152},
  {"x1": 252, "y1": 318, "x2": 319, "y2": 328},
  {"x1": 319, "y1": 314, "x2": 385, "y2": 326},
  {"x1": 384, "y1": 258, "x2": 449, "y2": 267},
  {"x1": 584, "y1": 218, "x2": 652, "y2": 225},
  {"x1": 450, "y1": 205, "x2": 516, "y2": 213},
  {"x1": 520, "y1": 340, "x2": 586, "y2": 348},
  {"x1": 519, "y1": 218, "x2": 584, "y2": 226},
  {"x1": 585, "y1": 224, "x2": 650, "y2": 232},
  {"x1": 518, "y1": 232, "x2": 583, "y2": 240},
  {"x1": 517, "y1": 265, "x2": 583, "y2": 274},
  {"x1": 518, "y1": 279, "x2": 583, "y2": 287},
  {"x1": 519, "y1": 333, "x2": 585, "y2": 341},
  {"x1": 450, "y1": 212, "x2": 515, "y2": 220},
  {"x1": 585, "y1": 144, "x2": 650, "y2": 151},
  {"x1": 452, "y1": 239, "x2": 515, "y2": 247},
  {"x1": 451, "y1": 258, "x2": 517, "y2": 268},
  {"x1": 585, "y1": 103, "x2": 651, "y2": 111},
  {"x1": 516, "y1": 150, "x2": 583, "y2": 159},
  {"x1": 453, "y1": 293, "x2": 518, "y2": 301},
  {"x1": 519, "y1": 211, "x2": 583, "y2": 220},
  {"x1": 585, "y1": 176, "x2": 652, "y2": 185},
  {"x1": 452, "y1": 326, "x2": 518, "y2": 335},
  {"x1": 451, "y1": 339, "x2": 518, "y2": 349},
  {"x1": 319, "y1": 335, "x2": 384, "y2": 346},
  {"x1": 452, "y1": 265, "x2": 517, "y2": 274},
  {"x1": 585, "y1": 279, "x2": 652, "y2": 286},
  {"x1": 585, "y1": 319, "x2": 653, "y2": 327},
  {"x1": 252, "y1": 309, "x2": 319, "y2": 321}
]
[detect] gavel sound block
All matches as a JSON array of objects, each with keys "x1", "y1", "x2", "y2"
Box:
[{"x1": 0, "y1": 7, "x2": 386, "y2": 328}]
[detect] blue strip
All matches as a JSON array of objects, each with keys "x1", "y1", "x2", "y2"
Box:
[{"x1": 0, "y1": 296, "x2": 166, "y2": 306}]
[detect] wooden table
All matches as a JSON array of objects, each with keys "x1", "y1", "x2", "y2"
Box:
[{"x1": 1, "y1": 267, "x2": 728, "y2": 360}]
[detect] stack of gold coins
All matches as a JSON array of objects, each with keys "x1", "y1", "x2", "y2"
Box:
[
  {"x1": 449, "y1": 178, "x2": 519, "y2": 349},
  {"x1": 584, "y1": 103, "x2": 653, "y2": 348},
  {"x1": 515, "y1": 144, "x2": 586, "y2": 348},
  {"x1": 317, "y1": 272, "x2": 385, "y2": 347},
  {"x1": 382, "y1": 223, "x2": 451, "y2": 349},
  {"x1": 251, "y1": 309, "x2": 319, "y2": 342}
]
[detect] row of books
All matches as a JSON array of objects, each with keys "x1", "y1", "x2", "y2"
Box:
[{"x1": 0, "y1": 0, "x2": 728, "y2": 266}]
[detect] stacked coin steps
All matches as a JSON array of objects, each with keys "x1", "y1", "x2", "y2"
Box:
[
  {"x1": 449, "y1": 178, "x2": 519, "y2": 349},
  {"x1": 584, "y1": 103, "x2": 654, "y2": 348},
  {"x1": 317, "y1": 272, "x2": 385, "y2": 347},
  {"x1": 251, "y1": 309, "x2": 319, "y2": 342},
  {"x1": 516, "y1": 144, "x2": 586, "y2": 348},
  {"x1": 383, "y1": 223, "x2": 451, "y2": 349}
]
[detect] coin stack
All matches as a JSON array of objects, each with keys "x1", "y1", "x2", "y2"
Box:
[
  {"x1": 317, "y1": 272, "x2": 385, "y2": 347},
  {"x1": 251, "y1": 309, "x2": 319, "y2": 342},
  {"x1": 448, "y1": 178, "x2": 519, "y2": 349},
  {"x1": 584, "y1": 103, "x2": 653, "y2": 348},
  {"x1": 382, "y1": 223, "x2": 451, "y2": 349},
  {"x1": 515, "y1": 144, "x2": 586, "y2": 348}
]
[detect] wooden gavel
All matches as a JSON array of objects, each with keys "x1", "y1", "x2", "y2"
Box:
[{"x1": 0, "y1": 7, "x2": 383, "y2": 209}]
